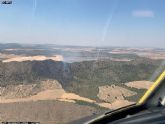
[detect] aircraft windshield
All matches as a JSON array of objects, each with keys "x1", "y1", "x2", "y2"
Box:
[{"x1": 0, "y1": 0, "x2": 165, "y2": 124}]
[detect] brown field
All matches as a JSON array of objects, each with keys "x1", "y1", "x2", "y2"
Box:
[
  {"x1": 98, "y1": 100, "x2": 135, "y2": 110},
  {"x1": 109, "y1": 48, "x2": 165, "y2": 60},
  {"x1": 97, "y1": 85, "x2": 136, "y2": 103},
  {"x1": 0, "y1": 80, "x2": 138, "y2": 110},
  {"x1": 125, "y1": 81, "x2": 153, "y2": 89},
  {"x1": 2, "y1": 55, "x2": 63, "y2": 62},
  {"x1": 0, "y1": 80, "x2": 94, "y2": 104},
  {"x1": 0, "y1": 100, "x2": 97, "y2": 124}
]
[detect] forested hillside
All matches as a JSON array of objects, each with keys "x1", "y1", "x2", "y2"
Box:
[{"x1": 0, "y1": 57, "x2": 163, "y2": 101}]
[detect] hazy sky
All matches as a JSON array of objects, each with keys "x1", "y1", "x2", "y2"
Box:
[{"x1": 0, "y1": 0, "x2": 165, "y2": 48}]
